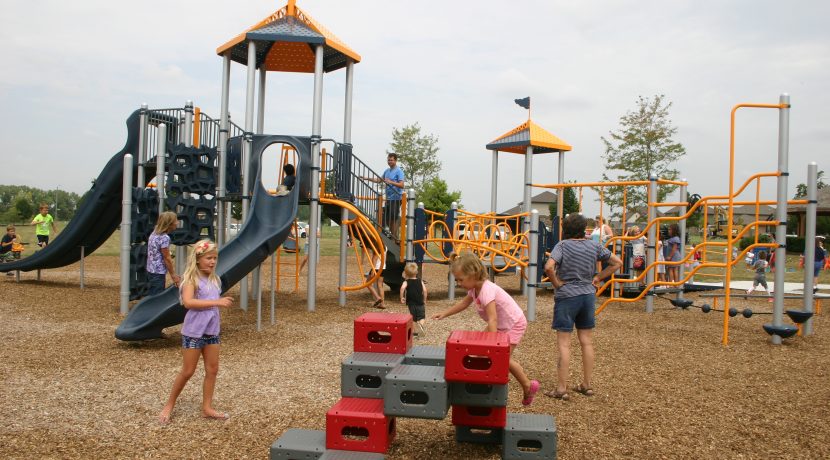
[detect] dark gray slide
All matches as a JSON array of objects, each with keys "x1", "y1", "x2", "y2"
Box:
[
  {"x1": 0, "y1": 111, "x2": 142, "y2": 272},
  {"x1": 115, "y1": 135, "x2": 311, "y2": 341}
]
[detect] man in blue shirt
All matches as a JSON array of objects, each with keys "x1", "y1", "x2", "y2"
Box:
[{"x1": 379, "y1": 153, "x2": 405, "y2": 239}]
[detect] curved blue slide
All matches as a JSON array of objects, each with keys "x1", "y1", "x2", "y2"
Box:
[
  {"x1": 115, "y1": 135, "x2": 311, "y2": 341},
  {"x1": 0, "y1": 111, "x2": 142, "y2": 272}
]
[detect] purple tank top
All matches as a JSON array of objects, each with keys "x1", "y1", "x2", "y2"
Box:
[{"x1": 181, "y1": 276, "x2": 221, "y2": 337}]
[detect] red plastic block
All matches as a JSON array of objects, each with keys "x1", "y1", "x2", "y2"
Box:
[
  {"x1": 444, "y1": 330, "x2": 510, "y2": 384},
  {"x1": 354, "y1": 312, "x2": 413, "y2": 354},
  {"x1": 326, "y1": 397, "x2": 396, "y2": 454},
  {"x1": 451, "y1": 405, "x2": 508, "y2": 428}
]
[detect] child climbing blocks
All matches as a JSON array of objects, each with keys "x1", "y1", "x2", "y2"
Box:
[
  {"x1": 502, "y1": 413, "x2": 558, "y2": 460},
  {"x1": 383, "y1": 363, "x2": 450, "y2": 420},
  {"x1": 353, "y1": 312, "x2": 413, "y2": 354},
  {"x1": 444, "y1": 330, "x2": 510, "y2": 384},
  {"x1": 326, "y1": 397, "x2": 395, "y2": 454},
  {"x1": 341, "y1": 352, "x2": 405, "y2": 399}
]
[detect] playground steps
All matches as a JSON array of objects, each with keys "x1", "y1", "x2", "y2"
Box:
[{"x1": 270, "y1": 313, "x2": 558, "y2": 459}]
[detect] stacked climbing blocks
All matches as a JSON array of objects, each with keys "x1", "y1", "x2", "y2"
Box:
[{"x1": 271, "y1": 315, "x2": 557, "y2": 459}]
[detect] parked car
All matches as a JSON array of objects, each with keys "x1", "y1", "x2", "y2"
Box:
[
  {"x1": 228, "y1": 223, "x2": 240, "y2": 238},
  {"x1": 296, "y1": 222, "x2": 309, "y2": 238}
]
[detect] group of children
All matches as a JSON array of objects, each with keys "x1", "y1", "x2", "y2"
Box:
[{"x1": 1, "y1": 204, "x2": 59, "y2": 275}]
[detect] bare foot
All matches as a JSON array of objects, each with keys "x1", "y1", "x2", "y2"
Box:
[
  {"x1": 202, "y1": 408, "x2": 229, "y2": 420},
  {"x1": 158, "y1": 406, "x2": 173, "y2": 425}
]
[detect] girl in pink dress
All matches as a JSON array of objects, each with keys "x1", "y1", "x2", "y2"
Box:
[
  {"x1": 432, "y1": 252, "x2": 540, "y2": 405},
  {"x1": 158, "y1": 240, "x2": 234, "y2": 424}
]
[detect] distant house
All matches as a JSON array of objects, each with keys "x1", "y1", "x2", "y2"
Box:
[
  {"x1": 788, "y1": 187, "x2": 830, "y2": 236},
  {"x1": 501, "y1": 191, "x2": 559, "y2": 224}
]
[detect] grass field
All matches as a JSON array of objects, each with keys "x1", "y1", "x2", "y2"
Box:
[{"x1": 7, "y1": 222, "x2": 821, "y2": 285}]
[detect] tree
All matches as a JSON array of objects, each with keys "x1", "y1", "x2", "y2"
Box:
[
  {"x1": 599, "y1": 94, "x2": 686, "y2": 216},
  {"x1": 389, "y1": 123, "x2": 441, "y2": 195},
  {"x1": 791, "y1": 170, "x2": 829, "y2": 235},
  {"x1": 794, "y1": 170, "x2": 826, "y2": 199},
  {"x1": 417, "y1": 177, "x2": 461, "y2": 213},
  {"x1": 13, "y1": 191, "x2": 34, "y2": 221},
  {"x1": 548, "y1": 183, "x2": 580, "y2": 221}
]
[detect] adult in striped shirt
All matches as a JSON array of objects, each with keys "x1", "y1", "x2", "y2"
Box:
[{"x1": 543, "y1": 213, "x2": 622, "y2": 400}]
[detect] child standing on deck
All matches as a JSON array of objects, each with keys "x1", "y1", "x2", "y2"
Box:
[
  {"x1": 747, "y1": 251, "x2": 771, "y2": 300},
  {"x1": 31, "y1": 203, "x2": 57, "y2": 248},
  {"x1": 432, "y1": 252, "x2": 540, "y2": 406},
  {"x1": 159, "y1": 240, "x2": 233, "y2": 425},
  {"x1": 400, "y1": 262, "x2": 427, "y2": 337},
  {"x1": 147, "y1": 211, "x2": 181, "y2": 296}
]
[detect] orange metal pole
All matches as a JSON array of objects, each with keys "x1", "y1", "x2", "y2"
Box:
[{"x1": 192, "y1": 107, "x2": 201, "y2": 147}]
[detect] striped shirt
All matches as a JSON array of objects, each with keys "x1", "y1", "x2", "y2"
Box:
[{"x1": 550, "y1": 238, "x2": 611, "y2": 299}]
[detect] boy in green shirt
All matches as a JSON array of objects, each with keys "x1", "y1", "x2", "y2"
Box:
[{"x1": 31, "y1": 203, "x2": 57, "y2": 248}]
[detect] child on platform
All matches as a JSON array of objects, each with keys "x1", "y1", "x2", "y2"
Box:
[
  {"x1": 147, "y1": 211, "x2": 181, "y2": 295},
  {"x1": 746, "y1": 251, "x2": 771, "y2": 300},
  {"x1": 432, "y1": 252, "x2": 540, "y2": 406},
  {"x1": 400, "y1": 262, "x2": 427, "y2": 337},
  {"x1": 159, "y1": 240, "x2": 234, "y2": 425}
]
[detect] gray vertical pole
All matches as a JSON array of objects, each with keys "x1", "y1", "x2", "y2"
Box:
[
  {"x1": 253, "y1": 67, "x2": 266, "y2": 323},
  {"x1": 307, "y1": 44, "x2": 324, "y2": 312},
  {"x1": 137, "y1": 104, "x2": 148, "y2": 188},
  {"x1": 522, "y1": 145, "x2": 533, "y2": 296},
  {"x1": 270, "y1": 253, "x2": 276, "y2": 325},
  {"x1": 676, "y1": 180, "x2": 687, "y2": 300},
  {"x1": 448, "y1": 201, "x2": 458, "y2": 301},
  {"x1": 239, "y1": 41, "x2": 258, "y2": 312},
  {"x1": 339, "y1": 60, "x2": 355, "y2": 307},
  {"x1": 527, "y1": 210, "x2": 539, "y2": 321},
  {"x1": 490, "y1": 150, "x2": 498, "y2": 214},
  {"x1": 646, "y1": 175, "x2": 657, "y2": 313},
  {"x1": 406, "y1": 189, "x2": 415, "y2": 262},
  {"x1": 79, "y1": 246, "x2": 84, "y2": 290},
  {"x1": 557, "y1": 151, "x2": 565, "y2": 218},
  {"x1": 177, "y1": 102, "x2": 194, "y2": 279},
  {"x1": 217, "y1": 53, "x2": 231, "y2": 248},
  {"x1": 120, "y1": 154, "x2": 133, "y2": 315},
  {"x1": 803, "y1": 162, "x2": 817, "y2": 335},
  {"x1": 771, "y1": 93, "x2": 790, "y2": 345},
  {"x1": 156, "y1": 124, "x2": 167, "y2": 215}
]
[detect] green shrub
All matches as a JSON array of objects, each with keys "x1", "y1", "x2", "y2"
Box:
[
  {"x1": 737, "y1": 233, "x2": 773, "y2": 251},
  {"x1": 787, "y1": 236, "x2": 805, "y2": 254}
]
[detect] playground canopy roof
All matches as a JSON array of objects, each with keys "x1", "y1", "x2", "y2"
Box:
[
  {"x1": 486, "y1": 119, "x2": 572, "y2": 154},
  {"x1": 216, "y1": 0, "x2": 361, "y2": 73}
]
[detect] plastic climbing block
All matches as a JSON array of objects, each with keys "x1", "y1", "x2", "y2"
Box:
[
  {"x1": 449, "y1": 382, "x2": 509, "y2": 407},
  {"x1": 325, "y1": 397, "x2": 395, "y2": 454},
  {"x1": 269, "y1": 428, "x2": 326, "y2": 459},
  {"x1": 341, "y1": 352, "x2": 404, "y2": 399},
  {"x1": 319, "y1": 450, "x2": 385, "y2": 459},
  {"x1": 166, "y1": 144, "x2": 217, "y2": 196},
  {"x1": 403, "y1": 345, "x2": 445, "y2": 367},
  {"x1": 383, "y1": 364, "x2": 450, "y2": 420},
  {"x1": 502, "y1": 413, "x2": 557, "y2": 460},
  {"x1": 167, "y1": 194, "x2": 216, "y2": 245},
  {"x1": 455, "y1": 425, "x2": 504, "y2": 445},
  {"x1": 444, "y1": 330, "x2": 510, "y2": 384},
  {"x1": 353, "y1": 313, "x2": 413, "y2": 354},
  {"x1": 128, "y1": 244, "x2": 149, "y2": 300},
  {"x1": 451, "y1": 405, "x2": 507, "y2": 428}
]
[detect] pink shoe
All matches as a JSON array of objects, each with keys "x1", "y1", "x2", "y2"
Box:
[{"x1": 522, "y1": 380, "x2": 540, "y2": 406}]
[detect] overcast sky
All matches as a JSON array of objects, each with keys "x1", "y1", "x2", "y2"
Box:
[{"x1": 1, "y1": 0, "x2": 827, "y2": 218}]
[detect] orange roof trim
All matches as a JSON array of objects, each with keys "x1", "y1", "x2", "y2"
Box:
[{"x1": 216, "y1": 1, "x2": 361, "y2": 63}]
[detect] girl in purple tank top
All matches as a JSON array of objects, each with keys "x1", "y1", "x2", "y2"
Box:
[{"x1": 158, "y1": 240, "x2": 234, "y2": 425}]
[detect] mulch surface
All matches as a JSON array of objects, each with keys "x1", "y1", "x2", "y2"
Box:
[{"x1": 1, "y1": 256, "x2": 828, "y2": 459}]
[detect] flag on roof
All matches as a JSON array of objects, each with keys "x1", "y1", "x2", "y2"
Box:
[{"x1": 514, "y1": 97, "x2": 530, "y2": 110}]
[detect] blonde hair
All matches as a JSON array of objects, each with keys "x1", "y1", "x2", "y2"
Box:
[
  {"x1": 403, "y1": 262, "x2": 418, "y2": 278},
  {"x1": 180, "y1": 239, "x2": 221, "y2": 293},
  {"x1": 154, "y1": 211, "x2": 178, "y2": 234},
  {"x1": 6, "y1": 225, "x2": 14, "y2": 231},
  {"x1": 626, "y1": 226, "x2": 640, "y2": 237},
  {"x1": 449, "y1": 251, "x2": 487, "y2": 281}
]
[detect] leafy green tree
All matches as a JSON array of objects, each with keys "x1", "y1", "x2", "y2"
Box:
[
  {"x1": 599, "y1": 94, "x2": 686, "y2": 216},
  {"x1": 417, "y1": 177, "x2": 461, "y2": 213},
  {"x1": 548, "y1": 183, "x2": 580, "y2": 222},
  {"x1": 13, "y1": 191, "x2": 34, "y2": 221},
  {"x1": 791, "y1": 170, "x2": 830, "y2": 235},
  {"x1": 389, "y1": 123, "x2": 441, "y2": 195}
]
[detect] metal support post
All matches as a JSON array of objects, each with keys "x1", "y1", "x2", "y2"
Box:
[
  {"x1": 676, "y1": 180, "x2": 687, "y2": 300},
  {"x1": 120, "y1": 154, "x2": 133, "y2": 315},
  {"x1": 448, "y1": 201, "x2": 458, "y2": 301},
  {"x1": 307, "y1": 44, "x2": 325, "y2": 312},
  {"x1": 646, "y1": 175, "x2": 657, "y2": 313},
  {"x1": 156, "y1": 123, "x2": 167, "y2": 215},
  {"x1": 79, "y1": 247, "x2": 84, "y2": 290},
  {"x1": 490, "y1": 150, "x2": 498, "y2": 214},
  {"x1": 406, "y1": 189, "x2": 415, "y2": 262},
  {"x1": 803, "y1": 162, "x2": 817, "y2": 335},
  {"x1": 522, "y1": 145, "x2": 533, "y2": 296},
  {"x1": 239, "y1": 41, "x2": 258, "y2": 312},
  {"x1": 771, "y1": 94, "x2": 790, "y2": 345},
  {"x1": 339, "y1": 60, "x2": 355, "y2": 307},
  {"x1": 527, "y1": 210, "x2": 539, "y2": 321},
  {"x1": 137, "y1": 104, "x2": 148, "y2": 187},
  {"x1": 217, "y1": 53, "x2": 231, "y2": 248}
]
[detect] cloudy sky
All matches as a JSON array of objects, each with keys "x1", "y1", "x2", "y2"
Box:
[{"x1": 1, "y1": 0, "x2": 827, "y2": 217}]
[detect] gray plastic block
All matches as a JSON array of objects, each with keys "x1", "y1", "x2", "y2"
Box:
[
  {"x1": 319, "y1": 450, "x2": 386, "y2": 459},
  {"x1": 383, "y1": 364, "x2": 450, "y2": 420},
  {"x1": 502, "y1": 413, "x2": 557, "y2": 460},
  {"x1": 403, "y1": 345, "x2": 446, "y2": 367},
  {"x1": 341, "y1": 352, "x2": 405, "y2": 399},
  {"x1": 455, "y1": 425, "x2": 504, "y2": 445},
  {"x1": 270, "y1": 428, "x2": 326, "y2": 460},
  {"x1": 449, "y1": 382, "x2": 508, "y2": 407}
]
